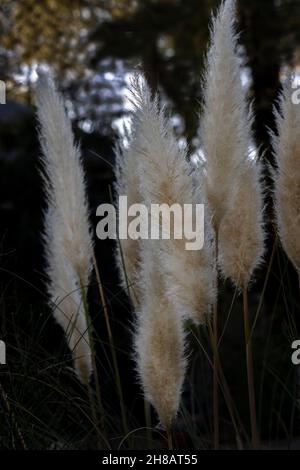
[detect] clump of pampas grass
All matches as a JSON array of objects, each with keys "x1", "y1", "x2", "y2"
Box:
[
  {"x1": 200, "y1": 0, "x2": 265, "y2": 448},
  {"x1": 272, "y1": 76, "x2": 300, "y2": 278},
  {"x1": 35, "y1": 72, "x2": 93, "y2": 384}
]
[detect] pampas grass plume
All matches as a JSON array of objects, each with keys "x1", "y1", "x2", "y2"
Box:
[
  {"x1": 130, "y1": 75, "x2": 216, "y2": 324},
  {"x1": 273, "y1": 76, "x2": 300, "y2": 274},
  {"x1": 134, "y1": 242, "x2": 186, "y2": 429},
  {"x1": 218, "y1": 160, "x2": 265, "y2": 288},
  {"x1": 200, "y1": 0, "x2": 250, "y2": 230},
  {"x1": 36, "y1": 72, "x2": 93, "y2": 384},
  {"x1": 200, "y1": 0, "x2": 265, "y2": 287},
  {"x1": 114, "y1": 120, "x2": 143, "y2": 307},
  {"x1": 128, "y1": 74, "x2": 216, "y2": 427},
  {"x1": 200, "y1": 0, "x2": 264, "y2": 448},
  {"x1": 128, "y1": 77, "x2": 188, "y2": 427}
]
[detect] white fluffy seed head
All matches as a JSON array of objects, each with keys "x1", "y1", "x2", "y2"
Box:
[
  {"x1": 134, "y1": 242, "x2": 186, "y2": 429},
  {"x1": 199, "y1": 0, "x2": 265, "y2": 287},
  {"x1": 218, "y1": 160, "x2": 265, "y2": 289},
  {"x1": 129, "y1": 75, "x2": 216, "y2": 324},
  {"x1": 114, "y1": 119, "x2": 143, "y2": 308},
  {"x1": 129, "y1": 75, "x2": 219, "y2": 426},
  {"x1": 48, "y1": 249, "x2": 92, "y2": 384},
  {"x1": 273, "y1": 77, "x2": 300, "y2": 272},
  {"x1": 36, "y1": 72, "x2": 93, "y2": 383},
  {"x1": 200, "y1": 0, "x2": 251, "y2": 230}
]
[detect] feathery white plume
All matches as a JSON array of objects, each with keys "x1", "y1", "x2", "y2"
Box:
[
  {"x1": 200, "y1": 0, "x2": 264, "y2": 286},
  {"x1": 200, "y1": 4, "x2": 264, "y2": 448},
  {"x1": 134, "y1": 241, "x2": 186, "y2": 429},
  {"x1": 114, "y1": 121, "x2": 143, "y2": 308},
  {"x1": 218, "y1": 160, "x2": 265, "y2": 288},
  {"x1": 129, "y1": 74, "x2": 215, "y2": 427},
  {"x1": 36, "y1": 72, "x2": 93, "y2": 384},
  {"x1": 130, "y1": 75, "x2": 215, "y2": 324},
  {"x1": 272, "y1": 77, "x2": 300, "y2": 272},
  {"x1": 200, "y1": 0, "x2": 250, "y2": 230}
]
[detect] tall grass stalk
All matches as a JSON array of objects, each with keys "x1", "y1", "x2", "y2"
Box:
[
  {"x1": 197, "y1": 322, "x2": 245, "y2": 447},
  {"x1": 167, "y1": 429, "x2": 173, "y2": 450},
  {"x1": 218, "y1": 162, "x2": 264, "y2": 449},
  {"x1": 92, "y1": 252, "x2": 129, "y2": 437},
  {"x1": 199, "y1": 0, "x2": 255, "y2": 446},
  {"x1": 118, "y1": 76, "x2": 214, "y2": 429},
  {"x1": 272, "y1": 75, "x2": 300, "y2": 444},
  {"x1": 36, "y1": 72, "x2": 94, "y2": 385},
  {"x1": 243, "y1": 287, "x2": 258, "y2": 449},
  {"x1": 79, "y1": 279, "x2": 106, "y2": 447},
  {"x1": 144, "y1": 400, "x2": 153, "y2": 448},
  {"x1": 212, "y1": 234, "x2": 219, "y2": 449},
  {"x1": 199, "y1": 0, "x2": 264, "y2": 449},
  {"x1": 0, "y1": 382, "x2": 27, "y2": 449}
]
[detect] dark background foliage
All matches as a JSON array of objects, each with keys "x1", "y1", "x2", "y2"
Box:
[{"x1": 0, "y1": 0, "x2": 300, "y2": 449}]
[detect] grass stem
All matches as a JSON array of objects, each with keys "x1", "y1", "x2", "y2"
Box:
[
  {"x1": 167, "y1": 429, "x2": 173, "y2": 450},
  {"x1": 79, "y1": 279, "x2": 106, "y2": 447},
  {"x1": 144, "y1": 399, "x2": 152, "y2": 448},
  {"x1": 92, "y1": 253, "x2": 129, "y2": 438},
  {"x1": 243, "y1": 286, "x2": 259, "y2": 449},
  {"x1": 213, "y1": 230, "x2": 219, "y2": 449}
]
